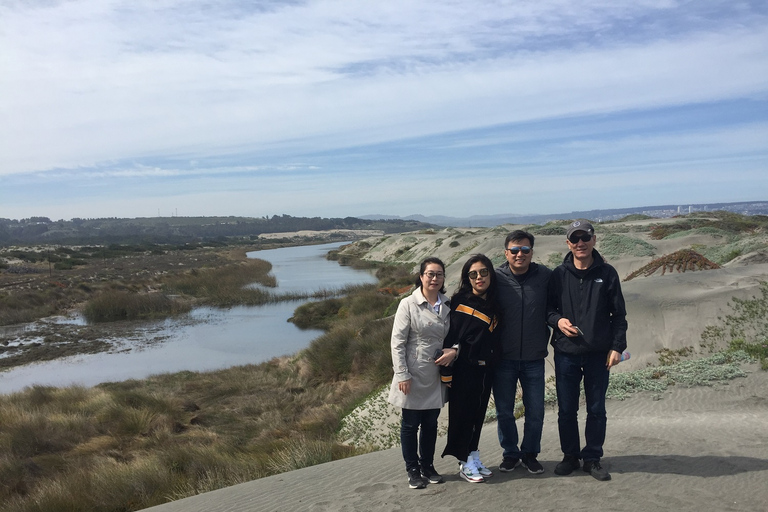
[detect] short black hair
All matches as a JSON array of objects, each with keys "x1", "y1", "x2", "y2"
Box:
[{"x1": 504, "y1": 229, "x2": 535, "y2": 249}]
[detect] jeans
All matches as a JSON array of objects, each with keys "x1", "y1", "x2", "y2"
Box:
[
  {"x1": 493, "y1": 358, "x2": 545, "y2": 459},
  {"x1": 554, "y1": 351, "x2": 610, "y2": 461},
  {"x1": 401, "y1": 408, "x2": 440, "y2": 472}
]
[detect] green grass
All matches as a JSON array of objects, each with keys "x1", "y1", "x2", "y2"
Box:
[{"x1": 598, "y1": 233, "x2": 656, "y2": 258}]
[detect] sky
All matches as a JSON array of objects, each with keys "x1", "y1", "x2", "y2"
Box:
[{"x1": 1, "y1": 0, "x2": 767, "y2": 221}]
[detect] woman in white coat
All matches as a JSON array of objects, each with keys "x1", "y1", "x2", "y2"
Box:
[{"x1": 388, "y1": 257, "x2": 454, "y2": 489}]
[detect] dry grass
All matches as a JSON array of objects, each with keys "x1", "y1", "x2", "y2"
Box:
[
  {"x1": 0, "y1": 356, "x2": 378, "y2": 511},
  {"x1": 0, "y1": 268, "x2": 402, "y2": 511}
]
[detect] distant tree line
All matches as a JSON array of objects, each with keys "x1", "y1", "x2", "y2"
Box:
[{"x1": 0, "y1": 215, "x2": 435, "y2": 246}]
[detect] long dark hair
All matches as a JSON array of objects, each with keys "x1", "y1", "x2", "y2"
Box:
[
  {"x1": 452, "y1": 254, "x2": 497, "y2": 306},
  {"x1": 414, "y1": 256, "x2": 446, "y2": 294}
]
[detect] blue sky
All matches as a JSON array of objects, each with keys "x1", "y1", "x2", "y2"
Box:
[{"x1": 1, "y1": 0, "x2": 767, "y2": 220}]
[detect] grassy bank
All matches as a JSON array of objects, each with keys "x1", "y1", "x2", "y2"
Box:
[{"x1": 0, "y1": 260, "x2": 413, "y2": 512}]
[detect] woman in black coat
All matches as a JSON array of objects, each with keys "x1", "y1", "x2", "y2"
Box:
[{"x1": 440, "y1": 254, "x2": 500, "y2": 483}]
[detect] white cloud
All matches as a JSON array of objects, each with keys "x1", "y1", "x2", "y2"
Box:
[{"x1": 0, "y1": 0, "x2": 766, "y2": 219}]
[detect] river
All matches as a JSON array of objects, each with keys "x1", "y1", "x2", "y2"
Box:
[{"x1": 0, "y1": 242, "x2": 377, "y2": 394}]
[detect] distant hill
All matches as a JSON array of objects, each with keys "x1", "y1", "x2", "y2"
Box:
[
  {"x1": 0, "y1": 215, "x2": 439, "y2": 246},
  {"x1": 360, "y1": 201, "x2": 768, "y2": 227}
]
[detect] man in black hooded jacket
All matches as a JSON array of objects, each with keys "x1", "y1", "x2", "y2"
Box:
[{"x1": 547, "y1": 219, "x2": 627, "y2": 482}]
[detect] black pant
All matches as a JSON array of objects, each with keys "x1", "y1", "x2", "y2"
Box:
[
  {"x1": 401, "y1": 408, "x2": 440, "y2": 472},
  {"x1": 442, "y1": 362, "x2": 493, "y2": 462}
]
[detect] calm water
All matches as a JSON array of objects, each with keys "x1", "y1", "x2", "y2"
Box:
[{"x1": 0, "y1": 242, "x2": 376, "y2": 394}]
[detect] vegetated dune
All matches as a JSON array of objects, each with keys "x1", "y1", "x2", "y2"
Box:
[
  {"x1": 339, "y1": 217, "x2": 768, "y2": 368},
  {"x1": 139, "y1": 215, "x2": 768, "y2": 512}
]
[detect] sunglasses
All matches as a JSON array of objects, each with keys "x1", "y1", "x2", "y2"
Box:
[
  {"x1": 423, "y1": 271, "x2": 445, "y2": 279},
  {"x1": 568, "y1": 233, "x2": 593, "y2": 244},
  {"x1": 468, "y1": 268, "x2": 490, "y2": 280},
  {"x1": 506, "y1": 246, "x2": 531, "y2": 255}
]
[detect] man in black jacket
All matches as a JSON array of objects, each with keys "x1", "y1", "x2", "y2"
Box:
[
  {"x1": 547, "y1": 220, "x2": 628, "y2": 481},
  {"x1": 493, "y1": 229, "x2": 551, "y2": 474}
]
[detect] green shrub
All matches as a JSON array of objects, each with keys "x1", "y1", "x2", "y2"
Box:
[
  {"x1": 599, "y1": 234, "x2": 656, "y2": 257},
  {"x1": 701, "y1": 281, "x2": 768, "y2": 369},
  {"x1": 546, "y1": 252, "x2": 563, "y2": 268}
]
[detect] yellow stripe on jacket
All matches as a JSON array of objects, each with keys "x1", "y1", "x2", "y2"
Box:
[{"x1": 454, "y1": 304, "x2": 497, "y2": 332}]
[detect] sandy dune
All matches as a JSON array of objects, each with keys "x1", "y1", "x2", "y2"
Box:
[
  {"x1": 141, "y1": 364, "x2": 768, "y2": 512},
  {"x1": 141, "y1": 219, "x2": 768, "y2": 511}
]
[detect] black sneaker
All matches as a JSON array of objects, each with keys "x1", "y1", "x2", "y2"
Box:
[
  {"x1": 554, "y1": 455, "x2": 580, "y2": 476},
  {"x1": 583, "y1": 459, "x2": 611, "y2": 481},
  {"x1": 421, "y1": 464, "x2": 444, "y2": 484},
  {"x1": 499, "y1": 457, "x2": 521, "y2": 472},
  {"x1": 408, "y1": 468, "x2": 426, "y2": 489},
  {"x1": 521, "y1": 454, "x2": 544, "y2": 474}
]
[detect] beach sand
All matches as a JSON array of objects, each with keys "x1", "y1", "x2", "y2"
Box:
[{"x1": 141, "y1": 363, "x2": 768, "y2": 512}]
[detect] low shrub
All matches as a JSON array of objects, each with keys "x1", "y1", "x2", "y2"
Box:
[
  {"x1": 598, "y1": 234, "x2": 656, "y2": 258},
  {"x1": 83, "y1": 291, "x2": 190, "y2": 323}
]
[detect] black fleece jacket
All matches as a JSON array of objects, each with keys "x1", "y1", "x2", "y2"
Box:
[{"x1": 547, "y1": 249, "x2": 628, "y2": 355}]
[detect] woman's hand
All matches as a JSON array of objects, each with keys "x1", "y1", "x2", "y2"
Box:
[
  {"x1": 398, "y1": 379, "x2": 412, "y2": 395},
  {"x1": 436, "y1": 348, "x2": 457, "y2": 366}
]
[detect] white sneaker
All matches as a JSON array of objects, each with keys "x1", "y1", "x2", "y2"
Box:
[
  {"x1": 470, "y1": 450, "x2": 493, "y2": 478},
  {"x1": 459, "y1": 461, "x2": 485, "y2": 483}
]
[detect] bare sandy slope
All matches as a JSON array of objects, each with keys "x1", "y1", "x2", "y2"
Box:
[{"x1": 141, "y1": 364, "x2": 768, "y2": 512}]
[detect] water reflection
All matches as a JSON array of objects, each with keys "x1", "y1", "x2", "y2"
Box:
[{"x1": 0, "y1": 242, "x2": 376, "y2": 394}]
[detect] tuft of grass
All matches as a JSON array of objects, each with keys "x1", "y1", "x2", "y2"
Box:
[
  {"x1": 655, "y1": 346, "x2": 694, "y2": 366},
  {"x1": 598, "y1": 233, "x2": 656, "y2": 258},
  {"x1": 83, "y1": 291, "x2": 191, "y2": 322},
  {"x1": 546, "y1": 252, "x2": 563, "y2": 268}
]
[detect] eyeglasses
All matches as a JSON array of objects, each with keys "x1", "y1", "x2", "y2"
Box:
[
  {"x1": 506, "y1": 246, "x2": 531, "y2": 255},
  {"x1": 467, "y1": 268, "x2": 489, "y2": 280},
  {"x1": 568, "y1": 233, "x2": 593, "y2": 244},
  {"x1": 423, "y1": 271, "x2": 445, "y2": 280}
]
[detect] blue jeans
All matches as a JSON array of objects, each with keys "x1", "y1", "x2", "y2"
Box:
[
  {"x1": 554, "y1": 351, "x2": 610, "y2": 461},
  {"x1": 493, "y1": 358, "x2": 545, "y2": 459},
  {"x1": 400, "y1": 408, "x2": 440, "y2": 472}
]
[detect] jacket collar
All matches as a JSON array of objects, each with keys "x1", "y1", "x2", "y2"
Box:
[
  {"x1": 498, "y1": 260, "x2": 539, "y2": 278},
  {"x1": 563, "y1": 248, "x2": 605, "y2": 274},
  {"x1": 413, "y1": 286, "x2": 450, "y2": 320}
]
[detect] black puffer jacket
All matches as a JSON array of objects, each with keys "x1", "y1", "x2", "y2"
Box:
[
  {"x1": 495, "y1": 261, "x2": 552, "y2": 360},
  {"x1": 547, "y1": 249, "x2": 628, "y2": 355}
]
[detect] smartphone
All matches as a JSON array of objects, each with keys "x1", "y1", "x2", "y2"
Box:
[
  {"x1": 433, "y1": 348, "x2": 444, "y2": 360},
  {"x1": 574, "y1": 326, "x2": 585, "y2": 337}
]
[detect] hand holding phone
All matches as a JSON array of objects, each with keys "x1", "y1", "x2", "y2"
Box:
[{"x1": 573, "y1": 326, "x2": 585, "y2": 337}]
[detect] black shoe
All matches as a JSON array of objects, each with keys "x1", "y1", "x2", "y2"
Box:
[
  {"x1": 408, "y1": 468, "x2": 426, "y2": 489},
  {"x1": 499, "y1": 457, "x2": 521, "y2": 472},
  {"x1": 421, "y1": 464, "x2": 444, "y2": 484},
  {"x1": 521, "y1": 454, "x2": 544, "y2": 474},
  {"x1": 583, "y1": 459, "x2": 611, "y2": 481},
  {"x1": 554, "y1": 455, "x2": 580, "y2": 476}
]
